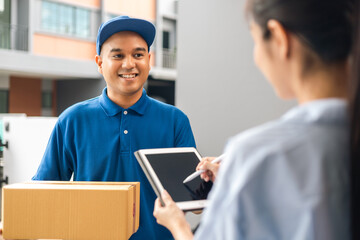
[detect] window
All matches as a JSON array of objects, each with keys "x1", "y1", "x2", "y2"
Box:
[
  {"x1": 0, "y1": 0, "x2": 11, "y2": 50},
  {"x1": 58, "y1": 4, "x2": 74, "y2": 35},
  {"x1": 163, "y1": 31, "x2": 170, "y2": 49},
  {"x1": 0, "y1": 90, "x2": 8, "y2": 113},
  {"x1": 75, "y1": 8, "x2": 90, "y2": 38},
  {"x1": 42, "y1": 91, "x2": 52, "y2": 109},
  {"x1": 41, "y1": 0, "x2": 90, "y2": 38}
]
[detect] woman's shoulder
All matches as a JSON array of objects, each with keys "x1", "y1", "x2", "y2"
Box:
[{"x1": 228, "y1": 120, "x2": 302, "y2": 152}]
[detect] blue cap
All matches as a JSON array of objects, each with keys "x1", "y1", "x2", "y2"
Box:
[{"x1": 96, "y1": 15, "x2": 156, "y2": 55}]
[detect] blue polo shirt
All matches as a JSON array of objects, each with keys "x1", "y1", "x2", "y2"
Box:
[{"x1": 33, "y1": 88, "x2": 196, "y2": 240}]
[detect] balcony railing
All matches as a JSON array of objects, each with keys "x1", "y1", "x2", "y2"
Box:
[
  {"x1": 162, "y1": 48, "x2": 176, "y2": 69},
  {"x1": 0, "y1": 23, "x2": 28, "y2": 51}
]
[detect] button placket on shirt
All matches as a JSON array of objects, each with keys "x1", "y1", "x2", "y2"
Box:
[
  {"x1": 120, "y1": 110, "x2": 130, "y2": 152},
  {"x1": 123, "y1": 111, "x2": 128, "y2": 134}
]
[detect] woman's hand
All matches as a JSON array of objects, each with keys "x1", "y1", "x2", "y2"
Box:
[
  {"x1": 153, "y1": 190, "x2": 193, "y2": 240},
  {"x1": 196, "y1": 157, "x2": 221, "y2": 182}
]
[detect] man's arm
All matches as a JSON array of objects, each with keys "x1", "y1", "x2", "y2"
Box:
[
  {"x1": 32, "y1": 122, "x2": 73, "y2": 180},
  {"x1": 174, "y1": 114, "x2": 196, "y2": 148}
]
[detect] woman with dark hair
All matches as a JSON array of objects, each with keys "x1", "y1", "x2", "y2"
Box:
[{"x1": 153, "y1": 0, "x2": 356, "y2": 239}]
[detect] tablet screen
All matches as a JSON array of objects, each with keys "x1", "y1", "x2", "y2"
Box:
[{"x1": 145, "y1": 152, "x2": 213, "y2": 202}]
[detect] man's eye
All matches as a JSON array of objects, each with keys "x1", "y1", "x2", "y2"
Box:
[
  {"x1": 113, "y1": 54, "x2": 124, "y2": 59},
  {"x1": 134, "y1": 53, "x2": 144, "y2": 58}
]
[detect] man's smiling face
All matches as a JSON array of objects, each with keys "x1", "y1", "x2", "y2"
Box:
[{"x1": 96, "y1": 31, "x2": 151, "y2": 102}]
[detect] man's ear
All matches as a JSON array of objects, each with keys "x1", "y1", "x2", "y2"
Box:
[
  {"x1": 267, "y1": 19, "x2": 290, "y2": 59},
  {"x1": 148, "y1": 53, "x2": 152, "y2": 70},
  {"x1": 95, "y1": 55, "x2": 103, "y2": 74}
]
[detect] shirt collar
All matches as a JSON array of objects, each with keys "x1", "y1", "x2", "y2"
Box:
[
  {"x1": 128, "y1": 88, "x2": 148, "y2": 115},
  {"x1": 282, "y1": 98, "x2": 348, "y2": 125},
  {"x1": 99, "y1": 87, "x2": 149, "y2": 116}
]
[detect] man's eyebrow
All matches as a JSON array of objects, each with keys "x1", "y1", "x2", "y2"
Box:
[
  {"x1": 109, "y1": 47, "x2": 147, "y2": 53},
  {"x1": 134, "y1": 47, "x2": 147, "y2": 52},
  {"x1": 110, "y1": 48, "x2": 122, "y2": 53}
]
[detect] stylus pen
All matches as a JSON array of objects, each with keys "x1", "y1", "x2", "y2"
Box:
[{"x1": 183, "y1": 154, "x2": 226, "y2": 183}]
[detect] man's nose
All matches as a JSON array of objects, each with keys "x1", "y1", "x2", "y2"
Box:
[{"x1": 122, "y1": 56, "x2": 135, "y2": 69}]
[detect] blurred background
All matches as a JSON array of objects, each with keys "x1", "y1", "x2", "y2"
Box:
[{"x1": 0, "y1": 0, "x2": 295, "y2": 226}]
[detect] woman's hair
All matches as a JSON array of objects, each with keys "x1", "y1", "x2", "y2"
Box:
[
  {"x1": 245, "y1": 0, "x2": 355, "y2": 65},
  {"x1": 350, "y1": 1, "x2": 360, "y2": 239}
]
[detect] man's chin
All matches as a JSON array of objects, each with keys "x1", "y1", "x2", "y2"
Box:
[{"x1": 120, "y1": 87, "x2": 144, "y2": 97}]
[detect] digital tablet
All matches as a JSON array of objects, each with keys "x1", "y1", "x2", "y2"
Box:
[{"x1": 134, "y1": 147, "x2": 212, "y2": 211}]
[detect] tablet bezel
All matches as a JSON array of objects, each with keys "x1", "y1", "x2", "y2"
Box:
[{"x1": 134, "y1": 147, "x2": 208, "y2": 211}]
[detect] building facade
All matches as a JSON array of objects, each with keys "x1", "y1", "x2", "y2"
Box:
[{"x1": 0, "y1": 0, "x2": 178, "y2": 116}]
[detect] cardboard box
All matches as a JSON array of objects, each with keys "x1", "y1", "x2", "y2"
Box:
[{"x1": 2, "y1": 181, "x2": 140, "y2": 240}]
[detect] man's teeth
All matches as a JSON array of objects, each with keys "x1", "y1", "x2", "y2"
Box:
[{"x1": 120, "y1": 74, "x2": 136, "y2": 78}]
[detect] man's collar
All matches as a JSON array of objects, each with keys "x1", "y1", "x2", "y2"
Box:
[
  {"x1": 99, "y1": 88, "x2": 148, "y2": 116},
  {"x1": 128, "y1": 88, "x2": 148, "y2": 115}
]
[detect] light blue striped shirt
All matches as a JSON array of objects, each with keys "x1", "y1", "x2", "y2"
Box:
[{"x1": 195, "y1": 99, "x2": 350, "y2": 240}]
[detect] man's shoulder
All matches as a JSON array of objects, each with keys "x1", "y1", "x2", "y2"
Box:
[
  {"x1": 58, "y1": 97, "x2": 101, "y2": 121},
  {"x1": 148, "y1": 96, "x2": 185, "y2": 115},
  {"x1": 148, "y1": 96, "x2": 174, "y2": 109}
]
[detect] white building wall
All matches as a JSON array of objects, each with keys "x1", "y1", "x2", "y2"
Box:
[
  {"x1": 176, "y1": 0, "x2": 295, "y2": 156},
  {"x1": 158, "y1": 0, "x2": 177, "y2": 16}
]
